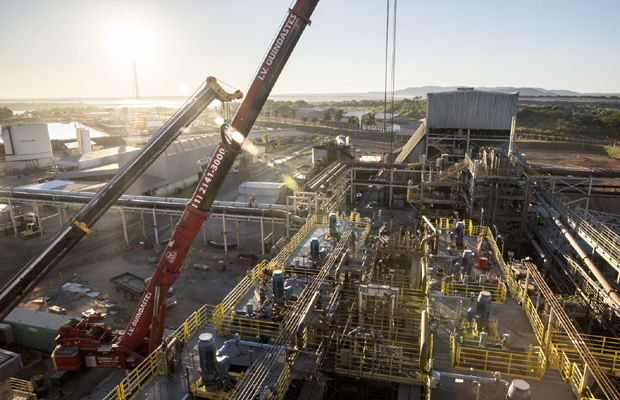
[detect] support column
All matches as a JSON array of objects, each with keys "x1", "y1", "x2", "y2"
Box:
[
  {"x1": 260, "y1": 214, "x2": 265, "y2": 256},
  {"x1": 236, "y1": 218, "x2": 240, "y2": 249},
  {"x1": 152, "y1": 209, "x2": 160, "y2": 246},
  {"x1": 202, "y1": 221, "x2": 207, "y2": 246},
  {"x1": 350, "y1": 169, "x2": 354, "y2": 210},
  {"x1": 389, "y1": 168, "x2": 394, "y2": 208},
  {"x1": 57, "y1": 205, "x2": 63, "y2": 227},
  {"x1": 140, "y1": 211, "x2": 146, "y2": 239},
  {"x1": 285, "y1": 196, "x2": 290, "y2": 239},
  {"x1": 33, "y1": 201, "x2": 43, "y2": 236},
  {"x1": 545, "y1": 308, "x2": 555, "y2": 360},
  {"x1": 222, "y1": 211, "x2": 228, "y2": 254},
  {"x1": 8, "y1": 198, "x2": 18, "y2": 236},
  {"x1": 271, "y1": 217, "x2": 275, "y2": 247},
  {"x1": 121, "y1": 207, "x2": 129, "y2": 247},
  {"x1": 170, "y1": 215, "x2": 174, "y2": 232},
  {"x1": 585, "y1": 176, "x2": 593, "y2": 213},
  {"x1": 466, "y1": 129, "x2": 470, "y2": 155},
  {"x1": 522, "y1": 268, "x2": 530, "y2": 311}
]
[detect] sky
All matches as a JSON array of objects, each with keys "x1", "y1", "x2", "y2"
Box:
[{"x1": 1, "y1": 0, "x2": 619, "y2": 99}]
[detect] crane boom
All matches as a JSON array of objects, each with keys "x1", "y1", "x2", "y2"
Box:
[
  {"x1": 0, "y1": 81, "x2": 223, "y2": 322},
  {"x1": 120, "y1": 0, "x2": 319, "y2": 354}
]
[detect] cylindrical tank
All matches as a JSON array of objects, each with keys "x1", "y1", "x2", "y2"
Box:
[
  {"x1": 310, "y1": 237, "x2": 320, "y2": 259},
  {"x1": 479, "y1": 331, "x2": 488, "y2": 346},
  {"x1": 392, "y1": 194, "x2": 405, "y2": 209},
  {"x1": 2, "y1": 124, "x2": 53, "y2": 171},
  {"x1": 198, "y1": 333, "x2": 217, "y2": 383},
  {"x1": 477, "y1": 291, "x2": 493, "y2": 320},
  {"x1": 478, "y1": 291, "x2": 492, "y2": 305},
  {"x1": 329, "y1": 213, "x2": 338, "y2": 237},
  {"x1": 506, "y1": 379, "x2": 531, "y2": 400}
]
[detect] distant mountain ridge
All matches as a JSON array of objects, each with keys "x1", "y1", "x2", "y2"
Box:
[{"x1": 367, "y1": 86, "x2": 618, "y2": 97}]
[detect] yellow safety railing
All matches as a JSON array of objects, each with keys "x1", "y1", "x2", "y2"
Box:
[
  {"x1": 102, "y1": 214, "x2": 361, "y2": 400},
  {"x1": 10, "y1": 378, "x2": 34, "y2": 394},
  {"x1": 360, "y1": 217, "x2": 371, "y2": 245},
  {"x1": 524, "y1": 295, "x2": 546, "y2": 345},
  {"x1": 103, "y1": 304, "x2": 216, "y2": 400},
  {"x1": 441, "y1": 279, "x2": 507, "y2": 303},
  {"x1": 452, "y1": 344, "x2": 547, "y2": 379}
]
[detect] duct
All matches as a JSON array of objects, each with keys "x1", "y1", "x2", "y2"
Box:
[
  {"x1": 525, "y1": 231, "x2": 550, "y2": 269},
  {"x1": 535, "y1": 192, "x2": 620, "y2": 310},
  {"x1": 0, "y1": 187, "x2": 305, "y2": 224}
]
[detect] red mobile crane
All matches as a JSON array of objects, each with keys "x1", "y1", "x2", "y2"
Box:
[{"x1": 50, "y1": 0, "x2": 319, "y2": 371}]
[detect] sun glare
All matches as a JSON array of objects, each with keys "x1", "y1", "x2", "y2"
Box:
[{"x1": 108, "y1": 25, "x2": 152, "y2": 62}]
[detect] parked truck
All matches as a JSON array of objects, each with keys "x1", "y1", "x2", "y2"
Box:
[{"x1": 110, "y1": 272, "x2": 177, "y2": 307}]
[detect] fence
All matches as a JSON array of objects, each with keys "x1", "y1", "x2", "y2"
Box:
[
  {"x1": 451, "y1": 340, "x2": 546, "y2": 379},
  {"x1": 441, "y1": 280, "x2": 507, "y2": 304},
  {"x1": 10, "y1": 378, "x2": 34, "y2": 395}
]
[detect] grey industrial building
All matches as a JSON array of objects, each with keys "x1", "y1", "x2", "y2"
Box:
[
  {"x1": 396, "y1": 89, "x2": 519, "y2": 164},
  {"x1": 56, "y1": 134, "x2": 220, "y2": 196}
]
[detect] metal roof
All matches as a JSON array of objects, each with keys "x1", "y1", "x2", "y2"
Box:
[
  {"x1": 4, "y1": 307, "x2": 69, "y2": 330},
  {"x1": 426, "y1": 90, "x2": 518, "y2": 130}
]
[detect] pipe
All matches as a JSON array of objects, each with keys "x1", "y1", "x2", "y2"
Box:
[
  {"x1": 419, "y1": 310, "x2": 429, "y2": 370},
  {"x1": 0, "y1": 187, "x2": 294, "y2": 211},
  {"x1": 435, "y1": 371, "x2": 510, "y2": 387},
  {"x1": 428, "y1": 254, "x2": 460, "y2": 260},
  {"x1": 525, "y1": 231, "x2": 550, "y2": 269},
  {"x1": 0, "y1": 187, "x2": 305, "y2": 224},
  {"x1": 420, "y1": 233, "x2": 439, "y2": 248},
  {"x1": 535, "y1": 192, "x2": 620, "y2": 310},
  {"x1": 429, "y1": 293, "x2": 478, "y2": 301},
  {"x1": 422, "y1": 215, "x2": 436, "y2": 234}
]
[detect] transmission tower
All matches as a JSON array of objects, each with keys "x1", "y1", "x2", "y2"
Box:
[{"x1": 131, "y1": 55, "x2": 141, "y2": 102}]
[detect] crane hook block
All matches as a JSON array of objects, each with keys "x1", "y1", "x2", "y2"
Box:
[
  {"x1": 72, "y1": 219, "x2": 92, "y2": 234},
  {"x1": 206, "y1": 77, "x2": 243, "y2": 103}
]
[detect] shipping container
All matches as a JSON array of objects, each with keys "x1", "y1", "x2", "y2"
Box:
[
  {"x1": 3, "y1": 308, "x2": 69, "y2": 352},
  {"x1": 0, "y1": 348, "x2": 23, "y2": 383}
]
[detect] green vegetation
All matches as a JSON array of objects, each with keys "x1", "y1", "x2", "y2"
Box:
[
  {"x1": 517, "y1": 105, "x2": 620, "y2": 140},
  {"x1": 0, "y1": 107, "x2": 14, "y2": 119},
  {"x1": 373, "y1": 98, "x2": 426, "y2": 120}
]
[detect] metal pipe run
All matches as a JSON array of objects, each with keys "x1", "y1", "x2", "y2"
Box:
[
  {"x1": 535, "y1": 192, "x2": 620, "y2": 311},
  {"x1": 0, "y1": 187, "x2": 306, "y2": 224},
  {"x1": 434, "y1": 371, "x2": 510, "y2": 387}
]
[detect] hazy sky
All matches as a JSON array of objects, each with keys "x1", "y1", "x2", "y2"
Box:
[{"x1": 1, "y1": 0, "x2": 619, "y2": 99}]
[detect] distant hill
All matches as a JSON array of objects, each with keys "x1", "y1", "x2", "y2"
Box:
[{"x1": 368, "y1": 86, "x2": 615, "y2": 98}]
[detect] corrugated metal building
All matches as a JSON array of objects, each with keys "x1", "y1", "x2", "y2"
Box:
[
  {"x1": 3, "y1": 308, "x2": 69, "y2": 352},
  {"x1": 396, "y1": 90, "x2": 518, "y2": 163},
  {"x1": 426, "y1": 90, "x2": 518, "y2": 130}
]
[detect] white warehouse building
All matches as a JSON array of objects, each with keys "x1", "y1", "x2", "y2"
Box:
[{"x1": 1, "y1": 123, "x2": 54, "y2": 172}]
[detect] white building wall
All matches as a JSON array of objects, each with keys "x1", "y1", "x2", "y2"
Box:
[{"x1": 1, "y1": 124, "x2": 53, "y2": 171}]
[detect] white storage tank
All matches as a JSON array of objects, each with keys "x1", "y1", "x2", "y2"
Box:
[{"x1": 1, "y1": 123, "x2": 53, "y2": 172}]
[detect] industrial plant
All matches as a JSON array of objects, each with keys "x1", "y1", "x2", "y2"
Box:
[{"x1": 1, "y1": 2, "x2": 620, "y2": 400}]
